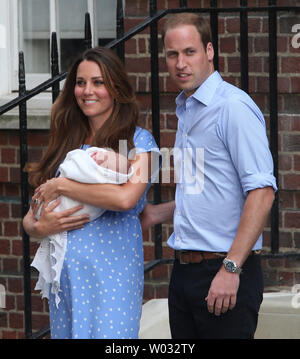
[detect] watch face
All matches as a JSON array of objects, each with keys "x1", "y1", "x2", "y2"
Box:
[{"x1": 226, "y1": 261, "x2": 236, "y2": 272}]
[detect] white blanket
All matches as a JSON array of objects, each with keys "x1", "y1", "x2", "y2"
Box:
[{"x1": 31, "y1": 147, "x2": 133, "y2": 308}]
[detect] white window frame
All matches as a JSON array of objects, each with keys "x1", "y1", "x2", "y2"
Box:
[
  {"x1": 0, "y1": 0, "x2": 121, "y2": 119},
  {"x1": 11, "y1": 0, "x2": 118, "y2": 91}
]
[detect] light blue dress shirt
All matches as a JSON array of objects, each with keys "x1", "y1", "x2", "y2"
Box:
[{"x1": 167, "y1": 71, "x2": 277, "y2": 252}]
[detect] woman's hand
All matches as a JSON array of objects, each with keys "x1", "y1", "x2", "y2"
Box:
[
  {"x1": 31, "y1": 178, "x2": 64, "y2": 213},
  {"x1": 23, "y1": 199, "x2": 90, "y2": 239}
]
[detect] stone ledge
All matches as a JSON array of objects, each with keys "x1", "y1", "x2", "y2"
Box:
[
  {"x1": 0, "y1": 93, "x2": 51, "y2": 130},
  {"x1": 139, "y1": 292, "x2": 300, "y2": 339}
]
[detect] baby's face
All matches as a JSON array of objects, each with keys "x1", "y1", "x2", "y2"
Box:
[{"x1": 90, "y1": 150, "x2": 130, "y2": 174}]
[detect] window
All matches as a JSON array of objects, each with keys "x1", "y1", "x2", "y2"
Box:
[{"x1": 17, "y1": 0, "x2": 118, "y2": 90}]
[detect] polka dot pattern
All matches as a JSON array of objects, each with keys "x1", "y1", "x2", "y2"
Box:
[{"x1": 48, "y1": 127, "x2": 159, "y2": 339}]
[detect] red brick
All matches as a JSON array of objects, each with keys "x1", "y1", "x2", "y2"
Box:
[
  {"x1": 8, "y1": 277, "x2": 23, "y2": 293},
  {"x1": 0, "y1": 132, "x2": 8, "y2": 145},
  {"x1": 226, "y1": 18, "x2": 239, "y2": 33},
  {"x1": 5, "y1": 294, "x2": 16, "y2": 311},
  {"x1": 124, "y1": 38, "x2": 137, "y2": 55},
  {"x1": 4, "y1": 184, "x2": 20, "y2": 197},
  {"x1": 12, "y1": 240, "x2": 23, "y2": 256},
  {"x1": 8, "y1": 313, "x2": 24, "y2": 329},
  {"x1": 0, "y1": 167, "x2": 9, "y2": 182},
  {"x1": 2, "y1": 258, "x2": 18, "y2": 273},
  {"x1": 284, "y1": 174, "x2": 300, "y2": 190},
  {"x1": 220, "y1": 37, "x2": 236, "y2": 54},
  {"x1": 138, "y1": 37, "x2": 147, "y2": 54},
  {"x1": 4, "y1": 221, "x2": 19, "y2": 237},
  {"x1": 278, "y1": 77, "x2": 291, "y2": 93},
  {"x1": 294, "y1": 155, "x2": 300, "y2": 171},
  {"x1": 227, "y1": 57, "x2": 240, "y2": 73},
  {"x1": 125, "y1": 57, "x2": 150, "y2": 73},
  {"x1": 291, "y1": 78, "x2": 300, "y2": 92},
  {"x1": 279, "y1": 154, "x2": 293, "y2": 171},
  {"x1": 279, "y1": 191, "x2": 294, "y2": 209},
  {"x1": 285, "y1": 212, "x2": 300, "y2": 228},
  {"x1": 282, "y1": 58, "x2": 300, "y2": 73},
  {"x1": 0, "y1": 239, "x2": 10, "y2": 255},
  {"x1": 9, "y1": 167, "x2": 20, "y2": 183},
  {"x1": 0, "y1": 203, "x2": 9, "y2": 218},
  {"x1": 155, "y1": 284, "x2": 169, "y2": 298},
  {"x1": 27, "y1": 132, "x2": 50, "y2": 147},
  {"x1": 8, "y1": 132, "x2": 19, "y2": 146},
  {"x1": 32, "y1": 314, "x2": 49, "y2": 331},
  {"x1": 257, "y1": 76, "x2": 269, "y2": 92},
  {"x1": 0, "y1": 311, "x2": 8, "y2": 327},
  {"x1": 296, "y1": 192, "x2": 300, "y2": 209},
  {"x1": 278, "y1": 271, "x2": 294, "y2": 286},
  {"x1": 1, "y1": 148, "x2": 16, "y2": 164},
  {"x1": 2, "y1": 331, "x2": 17, "y2": 339},
  {"x1": 292, "y1": 116, "x2": 300, "y2": 131},
  {"x1": 254, "y1": 37, "x2": 268, "y2": 53}
]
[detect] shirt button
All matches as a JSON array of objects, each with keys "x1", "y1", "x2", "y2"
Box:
[{"x1": 176, "y1": 236, "x2": 181, "y2": 241}]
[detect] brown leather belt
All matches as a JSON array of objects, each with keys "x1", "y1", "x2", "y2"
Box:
[{"x1": 175, "y1": 250, "x2": 261, "y2": 265}]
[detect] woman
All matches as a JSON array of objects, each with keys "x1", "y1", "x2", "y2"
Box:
[{"x1": 23, "y1": 47, "x2": 160, "y2": 339}]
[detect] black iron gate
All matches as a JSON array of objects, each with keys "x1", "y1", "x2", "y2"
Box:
[{"x1": 0, "y1": 0, "x2": 300, "y2": 339}]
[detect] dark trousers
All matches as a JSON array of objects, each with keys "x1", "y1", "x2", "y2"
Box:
[{"x1": 168, "y1": 254, "x2": 264, "y2": 339}]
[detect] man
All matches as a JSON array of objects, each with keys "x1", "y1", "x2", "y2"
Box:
[{"x1": 141, "y1": 13, "x2": 277, "y2": 339}]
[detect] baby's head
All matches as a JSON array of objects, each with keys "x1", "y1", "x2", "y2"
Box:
[{"x1": 90, "y1": 150, "x2": 130, "y2": 175}]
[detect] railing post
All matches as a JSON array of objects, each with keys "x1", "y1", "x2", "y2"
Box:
[
  {"x1": 51, "y1": 32, "x2": 60, "y2": 103},
  {"x1": 150, "y1": 0, "x2": 162, "y2": 260},
  {"x1": 18, "y1": 51, "x2": 32, "y2": 339},
  {"x1": 240, "y1": 0, "x2": 249, "y2": 92},
  {"x1": 210, "y1": 0, "x2": 219, "y2": 71},
  {"x1": 268, "y1": 0, "x2": 279, "y2": 254},
  {"x1": 84, "y1": 12, "x2": 92, "y2": 49},
  {"x1": 116, "y1": 0, "x2": 125, "y2": 62}
]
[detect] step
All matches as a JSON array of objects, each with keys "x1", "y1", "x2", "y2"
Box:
[{"x1": 139, "y1": 292, "x2": 300, "y2": 339}]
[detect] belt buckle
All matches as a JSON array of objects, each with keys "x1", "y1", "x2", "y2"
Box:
[{"x1": 178, "y1": 250, "x2": 189, "y2": 265}]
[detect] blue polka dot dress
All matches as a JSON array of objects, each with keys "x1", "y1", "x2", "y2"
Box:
[{"x1": 48, "y1": 127, "x2": 160, "y2": 339}]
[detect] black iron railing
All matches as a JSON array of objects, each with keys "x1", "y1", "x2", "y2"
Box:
[{"x1": 0, "y1": 0, "x2": 300, "y2": 339}]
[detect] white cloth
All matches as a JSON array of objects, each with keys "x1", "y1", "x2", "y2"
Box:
[{"x1": 31, "y1": 147, "x2": 133, "y2": 308}]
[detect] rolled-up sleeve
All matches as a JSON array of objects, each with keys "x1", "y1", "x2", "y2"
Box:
[{"x1": 217, "y1": 97, "x2": 277, "y2": 195}]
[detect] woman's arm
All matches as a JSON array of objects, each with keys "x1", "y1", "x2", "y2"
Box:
[
  {"x1": 23, "y1": 200, "x2": 91, "y2": 239},
  {"x1": 32, "y1": 152, "x2": 152, "y2": 212}
]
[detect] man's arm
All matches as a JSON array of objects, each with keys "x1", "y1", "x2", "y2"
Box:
[
  {"x1": 206, "y1": 186, "x2": 275, "y2": 316},
  {"x1": 140, "y1": 201, "x2": 175, "y2": 232}
]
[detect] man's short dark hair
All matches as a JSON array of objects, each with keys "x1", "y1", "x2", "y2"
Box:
[{"x1": 162, "y1": 13, "x2": 212, "y2": 51}]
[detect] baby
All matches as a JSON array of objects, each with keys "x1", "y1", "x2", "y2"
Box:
[
  {"x1": 90, "y1": 149, "x2": 131, "y2": 175},
  {"x1": 31, "y1": 147, "x2": 133, "y2": 307}
]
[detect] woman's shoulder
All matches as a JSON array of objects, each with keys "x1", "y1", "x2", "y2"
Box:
[{"x1": 133, "y1": 126, "x2": 158, "y2": 151}]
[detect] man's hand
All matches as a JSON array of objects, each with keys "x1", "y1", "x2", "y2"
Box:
[
  {"x1": 140, "y1": 203, "x2": 156, "y2": 232},
  {"x1": 205, "y1": 266, "x2": 240, "y2": 316},
  {"x1": 140, "y1": 201, "x2": 176, "y2": 232}
]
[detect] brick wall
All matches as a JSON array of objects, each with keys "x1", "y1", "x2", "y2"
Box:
[{"x1": 1, "y1": 0, "x2": 300, "y2": 338}]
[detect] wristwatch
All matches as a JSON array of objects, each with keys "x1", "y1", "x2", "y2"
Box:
[{"x1": 223, "y1": 258, "x2": 242, "y2": 274}]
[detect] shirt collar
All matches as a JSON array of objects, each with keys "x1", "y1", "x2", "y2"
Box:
[{"x1": 175, "y1": 71, "x2": 223, "y2": 107}]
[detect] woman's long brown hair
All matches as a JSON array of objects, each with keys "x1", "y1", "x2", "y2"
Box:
[{"x1": 26, "y1": 47, "x2": 139, "y2": 188}]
